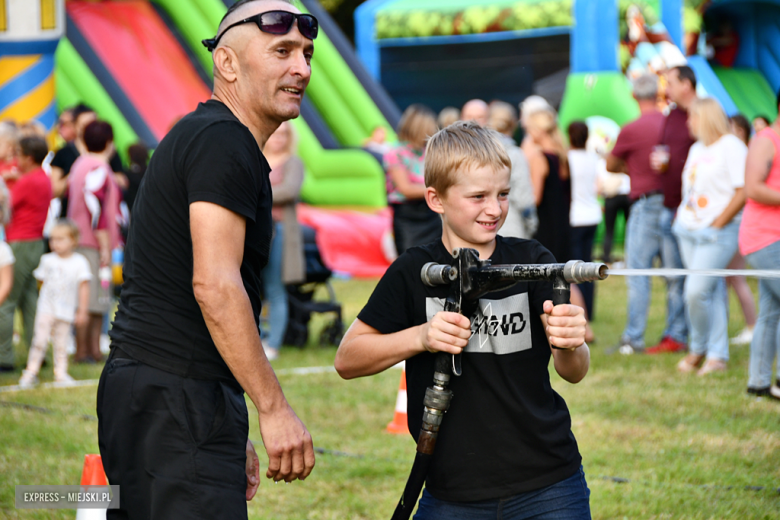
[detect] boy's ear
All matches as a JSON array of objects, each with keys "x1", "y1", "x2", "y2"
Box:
[{"x1": 425, "y1": 186, "x2": 445, "y2": 215}]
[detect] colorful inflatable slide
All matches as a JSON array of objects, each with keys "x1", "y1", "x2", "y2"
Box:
[{"x1": 56, "y1": 0, "x2": 398, "y2": 276}]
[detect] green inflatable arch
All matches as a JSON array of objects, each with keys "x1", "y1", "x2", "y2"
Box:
[{"x1": 153, "y1": 0, "x2": 391, "y2": 208}]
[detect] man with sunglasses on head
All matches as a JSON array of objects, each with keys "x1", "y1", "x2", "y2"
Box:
[{"x1": 97, "y1": 1, "x2": 317, "y2": 518}]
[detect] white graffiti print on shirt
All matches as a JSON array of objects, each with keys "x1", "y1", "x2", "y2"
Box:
[{"x1": 425, "y1": 293, "x2": 532, "y2": 355}]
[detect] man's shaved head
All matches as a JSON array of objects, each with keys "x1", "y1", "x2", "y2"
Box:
[
  {"x1": 210, "y1": 0, "x2": 312, "y2": 147},
  {"x1": 217, "y1": 0, "x2": 295, "y2": 37}
]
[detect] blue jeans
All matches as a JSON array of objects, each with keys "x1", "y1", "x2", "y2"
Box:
[
  {"x1": 260, "y1": 222, "x2": 287, "y2": 349},
  {"x1": 746, "y1": 239, "x2": 780, "y2": 388},
  {"x1": 673, "y1": 217, "x2": 740, "y2": 362},
  {"x1": 414, "y1": 466, "x2": 591, "y2": 520},
  {"x1": 622, "y1": 196, "x2": 687, "y2": 346}
]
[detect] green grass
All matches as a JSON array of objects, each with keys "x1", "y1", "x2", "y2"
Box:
[{"x1": 0, "y1": 276, "x2": 778, "y2": 519}]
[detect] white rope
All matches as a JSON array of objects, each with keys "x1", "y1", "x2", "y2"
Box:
[
  {"x1": 0, "y1": 379, "x2": 99, "y2": 393},
  {"x1": 606, "y1": 268, "x2": 780, "y2": 279},
  {"x1": 0, "y1": 363, "x2": 400, "y2": 393}
]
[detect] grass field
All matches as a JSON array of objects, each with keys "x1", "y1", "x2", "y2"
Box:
[{"x1": 0, "y1": 275, "x2": 778, "y2": 519}]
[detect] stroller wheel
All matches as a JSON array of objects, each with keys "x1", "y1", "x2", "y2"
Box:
[{"x1": 319, "y1": 320, "x2": 343, "y2": 347}]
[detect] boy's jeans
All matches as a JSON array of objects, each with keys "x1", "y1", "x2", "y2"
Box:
[
  {"x1": 746, "y1": 239, "x2": 780, "y2": 388},
  {"x1": 673, "y1": 217, "x2": 740, "y2": 362},
  {"x1": 621, "y1": 195, "x2": 687, "y2": 346},
  {"x1": 414, "y1": 466, "x2": 590, "y2": 520}
]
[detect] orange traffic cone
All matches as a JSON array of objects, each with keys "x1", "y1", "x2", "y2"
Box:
[
  {"x1": 386, "y1": 364, "x2": 409, "y2": 435},
  {"x1": 76, "y1": 454, "x2": 108, "y2": 520},
  {"x1": 80, "y1": 455, "x2": 108, "y2": 486}
]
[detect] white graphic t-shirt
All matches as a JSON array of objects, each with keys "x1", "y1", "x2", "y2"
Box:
[
  {"x1": 676, "y1": 134, "x2": 747, "y2": 230},
  {"x1": 34, "y1": 252, "x2": 92, "y2": 322}
]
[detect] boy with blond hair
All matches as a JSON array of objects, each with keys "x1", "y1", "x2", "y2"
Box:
[{"x1": 336, "y1": 121, "x2": 591, "y2": 519}]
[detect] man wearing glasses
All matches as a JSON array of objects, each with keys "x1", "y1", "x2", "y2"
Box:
[{"x1": 97, "y1": 1, "x2": 317, "y2": 518}]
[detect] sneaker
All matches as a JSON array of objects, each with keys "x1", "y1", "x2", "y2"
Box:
[
  {"x1": 263, "y1": 346, "x2": 279, "y2": 361},
  {"x1": 747, "y1": 386, "x2": 770, "y2": 397},
  {"x1": 608, "y1": 341, "x2": 645, "y2": 355},
  {"x1": 730, "y1": 327, "x2": 754, "y2": 345},
  {"x1": 18, "y1": 370, "x2": 39, "y2": 389},
  {"x1": 646, "y1": 336, "x2": 687, "y2": 355},
  {"x1": 54, "y1": 374, "x2": 77, "y2": 386},
  {"x1": 747, "y1": 382, "x2": 780, "y2": 401}
]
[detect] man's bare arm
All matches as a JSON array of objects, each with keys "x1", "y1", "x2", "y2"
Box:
[
  {"x1": 605, "y1": 154, "x2": 627, "y2": 174},
  {"x1": 190, "y1": 201, "x2": 314, "y2": 483},
  {"x1": 745, "y1": 136, "x2": 780, "y2": 206},
  {"x1": 50, "y1": 166, "x2": 68, "y2": 198}
]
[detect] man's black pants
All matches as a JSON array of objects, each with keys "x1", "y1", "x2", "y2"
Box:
[{"x1": 97, "y1": 349, "x2": 249, "y2": 519}]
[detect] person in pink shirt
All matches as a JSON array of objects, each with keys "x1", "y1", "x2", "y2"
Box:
[
  {"x1": 67, "y1": 121, "x2": 122, "y2": 363},
  {"x1": 0, "y1": 137, "x2": 53, "y2": 371},
  {"x1": 741, "y1": 92, "x2": 780, "y2": 400}
]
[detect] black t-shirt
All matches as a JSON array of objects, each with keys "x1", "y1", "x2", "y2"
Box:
[
  {"x1": 51, "y1": 142, "x2": 124, "y2": 175},
  {"x1": 122, "y1": 165, "x2": 145, "y2": 212},
  {"x1": 109, "y1": 100, "x2": 272, "y2": 383},
  {"x1": 358, "y1": 236, "x2": 582, "y2": 502}
]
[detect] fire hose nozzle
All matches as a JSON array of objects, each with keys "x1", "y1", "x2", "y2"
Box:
[
  {"x1": 563, "y1": 260, "x2": 609, "y2": 284},
  {"x1": 421, "y1": 262, "x2": 457, "y2": 287}
]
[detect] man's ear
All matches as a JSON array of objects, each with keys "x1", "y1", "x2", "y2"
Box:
[
  {"x1": 425, "y1": 186, "x2": 445, "y2": 215},
  {"x1": 213, "y1": 46, "x2": 239, "y2": 82}
]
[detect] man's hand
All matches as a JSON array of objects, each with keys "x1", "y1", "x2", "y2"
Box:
[
  {"x1": 245, "y1": 439, "x2": 260, "y2": 500},
  {"x1": 419, "y1": 311, "x2": 471, "y2": 354},
  {"x1": 542, "y1": 301, "x2": 586, "y2": 350},
  {"x1": 259, "y1": 405, "x2": 315, "y2": 483}
]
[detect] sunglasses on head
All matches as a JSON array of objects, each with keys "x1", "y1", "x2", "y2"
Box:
[{"x1": 202, "y1": 10, "x2": 318, "y2": 52}]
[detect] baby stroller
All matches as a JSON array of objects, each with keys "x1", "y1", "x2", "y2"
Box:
[{"x1": 282, "y1": 225, "x2": 344, "y2": 348}]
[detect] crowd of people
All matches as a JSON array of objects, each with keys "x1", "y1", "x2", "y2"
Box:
[
  {"x1": 0, "y1": 103, "x2": 148, "y2": 387},
  {"x1": 0, "y1": 68, "x2": 777, "y2": 401},
  {"x1": 380, "y1": 64, "x2": 780, "y2": 395}
]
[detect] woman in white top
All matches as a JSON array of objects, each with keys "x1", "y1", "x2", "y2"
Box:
[
  {"x1": 567, "y1": 121, "x2": 602, "y2": 319},
  {"x1": 673, "y1": 98, "x2": 747, "y2": 375}
]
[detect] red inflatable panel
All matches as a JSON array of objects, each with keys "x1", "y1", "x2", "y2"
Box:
[
  {"x1": 67, "y1": 1, "x2": 211, "y2": 140},
  {"x1": 296, "y1": 204, "x2": 392, "y2": 279}
]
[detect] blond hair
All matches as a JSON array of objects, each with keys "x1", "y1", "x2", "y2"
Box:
[
  {"x1": 690, "y1": 97, "x2": 730, "y2": 146},
  {"x1": 525, "y1": 109, "x2": 568, "y2": 171},
  {"x1": 424, "y1": 120, "x2": 511, "y2": 196},
  {"x1": 51, "y1": 218, "x2": 80, "y2": 242},
  {"x1": 488, "y1": 101, "x2": 518, "y2": 136},
  {"x1": 397, "y1": 104, "x2": 438, "y2": 149},
  {"x1": 437, "y1": 107, "x2": 460, "y2": 129}
]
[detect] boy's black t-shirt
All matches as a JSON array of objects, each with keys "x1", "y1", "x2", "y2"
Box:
[
  {"x1": 109, "y1": 100, "x2": 272, "y2": 383},
  {"x1": 358, "y1": 236, "x2": 582, "y2": 502}
]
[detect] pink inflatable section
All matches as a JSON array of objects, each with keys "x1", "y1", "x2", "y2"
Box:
[{"x1": 296, "y1": 204, "x2": 393, "y2": 278}]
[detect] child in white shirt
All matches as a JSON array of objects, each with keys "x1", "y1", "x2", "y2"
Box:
[{"x1": 19, "y1": 219, "x2": 91, "y2": 387}]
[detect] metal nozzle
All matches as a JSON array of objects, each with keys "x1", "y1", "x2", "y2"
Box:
[
  {"x1": 562, "y1": 260, "x2": 609, "y2": 283},
  {"x1": 421, "y1": 262, "x2": 457, "y2": 286}
]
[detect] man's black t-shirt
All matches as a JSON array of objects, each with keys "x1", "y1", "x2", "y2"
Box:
[
  {"x1": 358, "y1": 236, "x2": 582, "y2": 502},
  {"x1": 109, "y1": 100, "x2": 272, "y2": 383}
]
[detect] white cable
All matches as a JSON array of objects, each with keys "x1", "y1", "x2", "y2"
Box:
[{"x1": 606, "y1": 268, "x2": 780, "y2": 279}]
